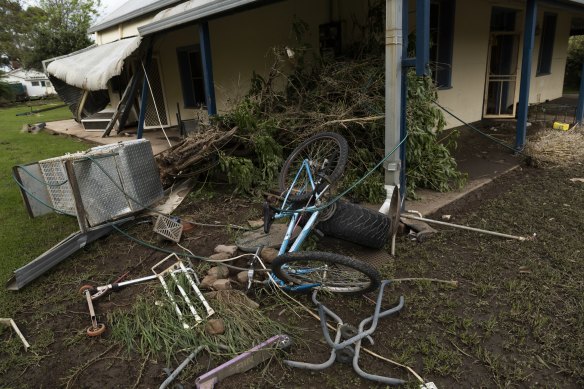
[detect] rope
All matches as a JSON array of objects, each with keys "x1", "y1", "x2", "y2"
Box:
[
  {"x1": 432, "y1": 99, "x2": 531, "y2": 156},
  {"x1": 16, "y1": 164, "x2": 69, "y2": 187}
]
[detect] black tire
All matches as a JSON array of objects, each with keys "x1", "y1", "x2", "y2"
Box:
[
  {"x1": 317, "y1": 201, "x2": 391, "y2": 249},
  {"x1": 272, "y1": 251, "x2": 380, "y2": 295},
  {"x1": 278, "y1": 132, "x2": 348, "y2": 201}
]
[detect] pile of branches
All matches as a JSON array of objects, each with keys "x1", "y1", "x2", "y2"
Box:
[
  {"x1": 159, "y1": 5, "x2": 465, "y2": 199},
  {"x1": 155, "y1": 127, "x2": 237, "y2": 187},
  {"x1": 214, "y1": 46, "x2": 465, "y2": 200}
]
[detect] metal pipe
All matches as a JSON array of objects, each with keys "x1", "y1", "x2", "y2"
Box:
[
  {"x1": 515, "y1": 0, "x2": 538, "y2": 151},
  {"x1": 159, "y1": 346, "x2": 206, "y2": 389},
  {"x1": 576, "y1": 62, "x2": 584, "y2": 124},
  {"x1": 400, "y1": 214, "x2": 530, "y2": 241},
  {"x1": 384, "y1": 0, "x2": 403, "y2": 191}
]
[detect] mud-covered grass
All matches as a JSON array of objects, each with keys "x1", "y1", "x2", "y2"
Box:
[
  {"x1": 0, "y1": 162, "x2": 583, "y2": 388},
  {"x1": 382, "y1": 163, "x2": 584, "y2": 388}
]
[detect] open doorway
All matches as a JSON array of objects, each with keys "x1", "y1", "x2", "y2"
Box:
[{"x1": 484, "y1": 7, "x2": 520, "y2": 118}]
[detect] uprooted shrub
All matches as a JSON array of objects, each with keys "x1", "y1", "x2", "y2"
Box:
[{"x1": 210, "y1": 48, "x2": 465, "y2": 200}]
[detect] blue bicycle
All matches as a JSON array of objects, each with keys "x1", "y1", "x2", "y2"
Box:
[{"x1": 264, "y1": 132, "x2": 382, "y2": 295}]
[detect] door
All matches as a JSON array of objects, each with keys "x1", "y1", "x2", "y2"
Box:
[
  {"x1": 143, "y1": 57, "x2": 170, "y2": 129},
  {"x1": 483, "y1": 8, "x2": 520, "y2": 118}
]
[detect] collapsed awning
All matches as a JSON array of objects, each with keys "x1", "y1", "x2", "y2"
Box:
[{"x1": 46, "y1": 37, "x2": 142, "y2": 91}]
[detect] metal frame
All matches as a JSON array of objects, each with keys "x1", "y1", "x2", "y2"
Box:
[
  {"x1": 516, "y1": 0, "x2": 538, "y2": 151},
  {"x1": 483, "y1": 32, "x2": 521, "y2": 119}
]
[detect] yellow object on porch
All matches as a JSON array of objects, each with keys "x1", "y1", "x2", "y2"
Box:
[{"x1": 552, "y1": 122, "x2": 570, "y2": 131}]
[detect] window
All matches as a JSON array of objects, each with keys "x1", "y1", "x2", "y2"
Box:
[
  {"x1": 31, "y1": 81, "x2": 40, "y2": 86},
  {"x1": 537, "y1": 12, "x2": 557, "y2": 75},
  {"x1": 430, "y1": 0, "x2": 456, "y2": 88},
  {"x1": 177, "y1": 45, "x2": 206, "y2": 108}
]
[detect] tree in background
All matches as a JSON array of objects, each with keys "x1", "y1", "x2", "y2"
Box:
[
  {"x1": 0, "y1": 0, "x2": 33, "y2": 67},
  {"x1": 25, "y1": 0, "x2": 101, "y2": 69},
  {"x1": 564, "y1": 35, "x2": 584, "y2": 91}
]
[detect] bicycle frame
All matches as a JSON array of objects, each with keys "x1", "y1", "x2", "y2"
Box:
[{"x1": 269, "y1": 159, "x2": 332, "y2": 292}]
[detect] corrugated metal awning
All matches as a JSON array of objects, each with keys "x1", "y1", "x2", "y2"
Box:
[
  {"x1": 138, "y1": 0, "x2": 263, "y2": 36},
  {"x1": 46, "y1": 37, "x2": 142, "y2": 91}
]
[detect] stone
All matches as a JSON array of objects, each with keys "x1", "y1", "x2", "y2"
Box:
[
  {"x1": 260, "y1": 247, "x2": 279, "y2": 263},
  {"x1": 200, "y1": 275, "x2": 217, "y2": 289},
  {"x1": 247, "y1": 219, "x2": 264, "y2": 228},
  {"x1": 209, "y1": 252, "x2": 231, "y2": 261},
  {"x1": 212, "y1": 279, "x2": 232, "y2": 291},
  {"x1": 205, "y1": 318, "x2": 225, "y2": 335},
  {"x1": 214, "y1": 245, "x2": 237, "y2": 256},
  {"x1": 236, "y1": 270, "x2": 249, "y2": 285},
  {"x1": 207, "y1": 265, "x2": 229, "y2": 278}
]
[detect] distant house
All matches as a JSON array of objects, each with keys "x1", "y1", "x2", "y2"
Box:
[{"x1": 4, "y1": 69, "x2": 56, "y2": 99}]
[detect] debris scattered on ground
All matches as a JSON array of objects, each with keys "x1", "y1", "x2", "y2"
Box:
[
  {"x1": 205, "y1": 318, "x2": 226, "y2": 335},
  {"x1": 207, "y1": 265, "x2": 230, "y2": 279},
  {"x1": 155, "y1": 127, "x2": 237, "y2": 187},
  {"x1": 201, "y1": 275, "x2": 218, "y2": 289},
  {"x1": 284, "y1": 284, "x2": 406, "y2": 385},
  {"x1": 526, "y1": 126, "x2": 584, "y2": 165},
  {"x1": 247, "y1": 219, "x2": 264, "y2": 228},
  {"x1": 211, "y1": 279, "x2": 232, "y2": 291},
  {"x1": 0, "y1": 318, "x2": 30, "y2": 351},
  {"x1": 401, "y1": 216, "x2": 438, "y2": 242},
  {"x1": 20, "y1": 122, "x2": 46, "y2": 133},
  {"x1": 214, "y1": 245, "x2": 237, "y2": 256},
  {"x1": 260, "y1": 247, "x2": 279, "y2": 263},
  {"x1": 208, "y1": 252, "x2": 231, "y2": 261},
  {"x1": 195, "y1": 334, "x2": 291, "y2": 389},
  {"x1": 570, "y1": 177, "x2": 584, "y2": 183}
]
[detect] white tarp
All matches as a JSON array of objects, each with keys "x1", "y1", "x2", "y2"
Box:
[{"x1": 46, "y1": 37, "x2": 142, "y2": 91}]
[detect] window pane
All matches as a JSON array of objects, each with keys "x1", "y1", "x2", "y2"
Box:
[{"x1": 537, "y1": 13, "x2": 556, "y2": 75}]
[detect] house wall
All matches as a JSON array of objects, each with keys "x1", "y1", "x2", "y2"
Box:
[
  {"x1": 4, "y1": 75, "x2": 56, "y2": 97},
  {"x1": 436, "y1": 0, "x2": 492, "y2": 128},
  {"x1": 94, "y1": 0, "x2": 577, "y2": 130},
  {"x1": 97, "y1": 16, "x2": 153, "y2": 44},
  {"x1": 437, "y1": 0, "x2": 575, "y2": 129},
  {"x1": 528, "y1": 8, "x2": 571, "y2": 104},
  {"x1": 148, "y1": 0, "x2": 368, "y2": 125}
]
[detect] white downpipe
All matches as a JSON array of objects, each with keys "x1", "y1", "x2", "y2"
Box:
[
  {"x1": 384, "y1": 0, "x2": 403, "y2": 190},
  {"x1": 382, "y1": 1, "x2": 404, "y2": 256}
]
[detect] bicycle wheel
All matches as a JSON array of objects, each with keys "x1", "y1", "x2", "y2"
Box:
[
  {"x1": 272, "y1": 251, "x2": 380, "y2": 294},
  {"x1": 278, "y1": 132, "x2": 348, "y2": 201}
]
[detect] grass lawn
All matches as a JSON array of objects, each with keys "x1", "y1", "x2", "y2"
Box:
[{"x1": 0, "y1": 101, "x2": 91, "y2": 315}]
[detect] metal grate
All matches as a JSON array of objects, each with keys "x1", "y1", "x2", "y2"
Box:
[
  {"x1": 73, "y1": 155, "x2": 132, "y2": 226},
  {"x1": 38, "y1": 155, "x2": 81, "y2": 216},
  {"x1": 144, "y1": 58, "x2": 169, "y2": 128},
  {"x1": 89, "y1": 139, "x2": 163, "y2": 212},
  {"x1": 154, "y1": 215, "x2": 183, "y2": 242}
]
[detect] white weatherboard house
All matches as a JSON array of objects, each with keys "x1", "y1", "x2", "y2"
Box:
[
  {"x1": 44, "y1": 0, "x2": 584, "y2": 191},
  {"x1": 5, "y1": 69, "x2": 56, "y2": 99}
]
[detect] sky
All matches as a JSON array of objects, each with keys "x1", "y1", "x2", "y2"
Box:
[{"x1": 96, "y1": 0, "x2": 124, "y2": 22}]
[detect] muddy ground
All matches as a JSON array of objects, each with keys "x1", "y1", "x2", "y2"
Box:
[{"x1": 1, "y1": 160, "x2": 583, "y2": 388}]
